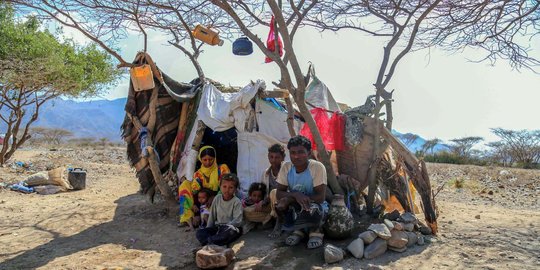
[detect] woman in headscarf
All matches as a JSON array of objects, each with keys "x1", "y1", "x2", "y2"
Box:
[{"x1": 178, "y1": 146, "x2": 230, "y2": 230}]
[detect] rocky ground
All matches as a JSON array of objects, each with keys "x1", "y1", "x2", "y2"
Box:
[{"x1": 0, "y1": 147, "x2": 539, "y2": 269}]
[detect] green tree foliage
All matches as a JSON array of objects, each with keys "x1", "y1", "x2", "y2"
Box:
[
  {"x1": 417, "y1": 138, "x2": 442, "y2": 157},
  {"x1": 449, "y1": 136, "x2": 484, "y2": 159},
  {"x1": 489, "y1": 128, "x2": 540, "y2": 169},
  {"x1": 0, "y1": 4, "x2": 120, "y2": 164}
]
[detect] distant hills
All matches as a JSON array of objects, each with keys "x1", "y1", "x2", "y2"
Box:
[
  {"x1": 1, "y1": 98, "x2": 447, "y2": 149},
  {"x1": 391, "y1": 130, "x2": 448, "y2": 153},
  {"x1": 0, "y1": 98, "x2": 127, "y2": 142}
]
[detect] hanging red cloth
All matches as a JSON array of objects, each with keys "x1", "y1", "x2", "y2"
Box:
[
  {"x1": 265, "y1": 15, "x2": 283, "y2": 63},
  {"x1": 300, "y1": 108, "x2": 331, "y2": 150},
  {"x1": 300, "y1": 108, "x2": 346, "y2": 151},
  {"x1": 330, "y1": 112, "x2": 345, "y2": 151}
]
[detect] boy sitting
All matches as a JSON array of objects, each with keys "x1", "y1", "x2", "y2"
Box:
[{"x1": 196, "y1": 173, "x2": 243, "y2": 246}]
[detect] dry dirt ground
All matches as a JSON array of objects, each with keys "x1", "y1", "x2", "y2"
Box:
[{"x1": 0, "y1": 147, "x2": 539, "y2": 270}]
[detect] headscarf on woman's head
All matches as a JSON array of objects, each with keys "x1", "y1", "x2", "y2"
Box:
[{"x1": 197, "y1": 145, "x2": 219, "y2": 190}]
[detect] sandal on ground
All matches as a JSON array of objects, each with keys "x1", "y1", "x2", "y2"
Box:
[
  {"x1": 285, "y1": 230, "x2": 305, "y2": 246},
  {"x1": 307, "y1": 232, "x2": 324, "y2": 249}
]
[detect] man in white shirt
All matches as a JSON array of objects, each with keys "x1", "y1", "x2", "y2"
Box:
[{"x1": 275, "y1": 135, "x2": 328, "y2": 249}]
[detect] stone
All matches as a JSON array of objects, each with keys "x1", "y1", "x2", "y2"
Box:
[
  {"x1": 359, "y1": 231, "x2": 378, "y2": 244},
  {"x1": 366, "y1": 264, "x2": 384, "y2": 270},
  {"x1": 383, "y1": 219, "x2": 394, "y2": 230},
  {"x1": 368, "y1": 223, "x2": 392, "y2": 240},
  {"x1": 364, "y1": 239, "x2": 387, "y2": 259},
  {"x1": 417, "y1": 235, "x2": 425, "y2": 246},
  {"x1": 387, "y1": 230, "x2": 408, "y2": 249},
  {"x1": 475, "y1": 215, "x2": 481, "y2": 219},
  {"x1": 324, "y1": 244, "x2": 344, "y2": 264},
  {"x1": 405, "y1": 232, "x2": 418, "y2": 247},
  {"x1": 388, "y1": 246, "x2": 407, "y2": 253},
  {"x1": 419, "y1": 225, "x2": 432, "y2": 235},
  {"x1": 347, "y1": 238, "x2": 364, "y2": 259},
  {"x1": 195, "y1": 245, "x2": 235, "y2": 269},
  {"x1": 403, "y1": 223, "x2": 415, "y2": 232},
  {"x1": 383, "y1": 209, "x2": 400, "y2": 221},
  {"x1": 392, "y1": 222, "x2": 404, "y2": 231},
  {"x1": 399, "y1": 212, "x2": 418, "y2": 224}
]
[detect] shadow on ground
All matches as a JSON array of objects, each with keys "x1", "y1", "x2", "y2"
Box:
[{"x1": 0, "y1": 193, "x2": 195, "y2": 269}]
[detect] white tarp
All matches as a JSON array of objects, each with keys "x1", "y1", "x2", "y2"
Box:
[
  {"x1": 197, "y1": 80, "x2": 265, "y2": 132},
  {"x1": 236, "y1": 132, "x2": 290, "y2": 197},
  {"x1": 255, "y1": 99, "x2": 302, "y2": 143},
  {"x1": 178, "y1": 80, "x2": 266, "y2": 181}
]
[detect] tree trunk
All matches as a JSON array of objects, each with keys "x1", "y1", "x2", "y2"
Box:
[{"x1": 366, "y1": 93, "x2": 382, "y2": 213}]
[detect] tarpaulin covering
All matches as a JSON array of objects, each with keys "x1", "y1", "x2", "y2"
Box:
[
  {"x1": 255, "y1": 98, "x2": 302, "y2": 143},
  {"x1": 196, "y1": 81, "x2": 265, "y2": 132},
  {"x1": 236, "y1": 132, "x2": 290, "y2": 198}
]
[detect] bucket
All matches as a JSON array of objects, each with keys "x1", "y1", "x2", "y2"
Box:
[
  {"x1": 232, "y1": 37, "x2": 253, "y2": 55},
  {"x1": 68, "y1": 168, "x2": 87, "y2": 190}
]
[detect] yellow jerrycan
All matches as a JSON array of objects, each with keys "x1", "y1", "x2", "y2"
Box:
[
  {"x1": 129, "y1": 64, "x2": 155, "y2": 92},
  {"x1": 192, "y1": 25, "x2": 224, "y2": 46}
]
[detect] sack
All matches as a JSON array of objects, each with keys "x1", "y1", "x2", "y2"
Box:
[
  {"x1": 34, "y1": 185, "x2": 63, "y2": 195},
  {"x1": 23, "y1": 172, "x2": 50, "y2": 186},
  {"x1": 265, "y1": 15, "x2": 283, "y2": 63},
  {"x1": 48, "y1": 167, "x2": 73, "y2": 190}
]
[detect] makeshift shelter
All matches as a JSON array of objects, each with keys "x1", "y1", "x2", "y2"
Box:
[{"x1": 121, "y1": 52, "x2": 438, "y2": 233}]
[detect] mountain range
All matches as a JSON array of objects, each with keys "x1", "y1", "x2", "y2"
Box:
[
  {"x1": 1, "y1": 98, "x2": 127, "y2": 142},
  {"x1": 1, "y1": 98, "x2": 447, "y2": 150}
]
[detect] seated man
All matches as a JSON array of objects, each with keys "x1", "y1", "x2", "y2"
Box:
[{"x1": 275, "y1": 135, "x2": 328, "y2": 249}]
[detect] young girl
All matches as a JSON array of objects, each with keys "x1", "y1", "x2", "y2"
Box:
[
  {"x1": 243, "y1": 182, "x2": 267, "y2": 208},
  {"x1": 196, "y1": 173, "x2": 243, "y2": 246},
  {"x1": 243, "y1": 182, "x2": 272, "y2": 233}
]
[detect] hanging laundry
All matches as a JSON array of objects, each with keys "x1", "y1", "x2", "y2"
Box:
[
  {"x1": 300, "y1": 108, "x2": 331, "y2": 150},
  {"x1": 300, "y1": 108, "x2": 346, "y2": 151},
  {"x1": 329, "y1": 112, "x2": 345, "y2": 151},
  {"x1": 265, "y1": 15, "x2": 283, "y2": 63}
]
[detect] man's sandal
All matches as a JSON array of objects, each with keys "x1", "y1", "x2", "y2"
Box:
[
  {"x1": 307, "y1": 232, "x2": 324, "y2": 249},
  {"x1": 285, "y1": 230, "x2": 305, "y2": 246}
]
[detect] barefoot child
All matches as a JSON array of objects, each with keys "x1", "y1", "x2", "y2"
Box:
[{"x1": 196, "y1": 173, "x2": 243, "y2": 246}]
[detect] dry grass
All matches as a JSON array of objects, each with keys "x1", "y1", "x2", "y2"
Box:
[{"x1": 446, "y1": 177, "x2": 482, "y2": 192}]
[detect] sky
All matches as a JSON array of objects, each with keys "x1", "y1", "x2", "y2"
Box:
[{"x1": 62, "y1": 25, "x2": 540, "y2": 144}]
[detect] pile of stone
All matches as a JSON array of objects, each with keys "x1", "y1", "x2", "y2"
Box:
[{"x1": 345, "y1": 211, "x2": 430, "y2": 260}]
